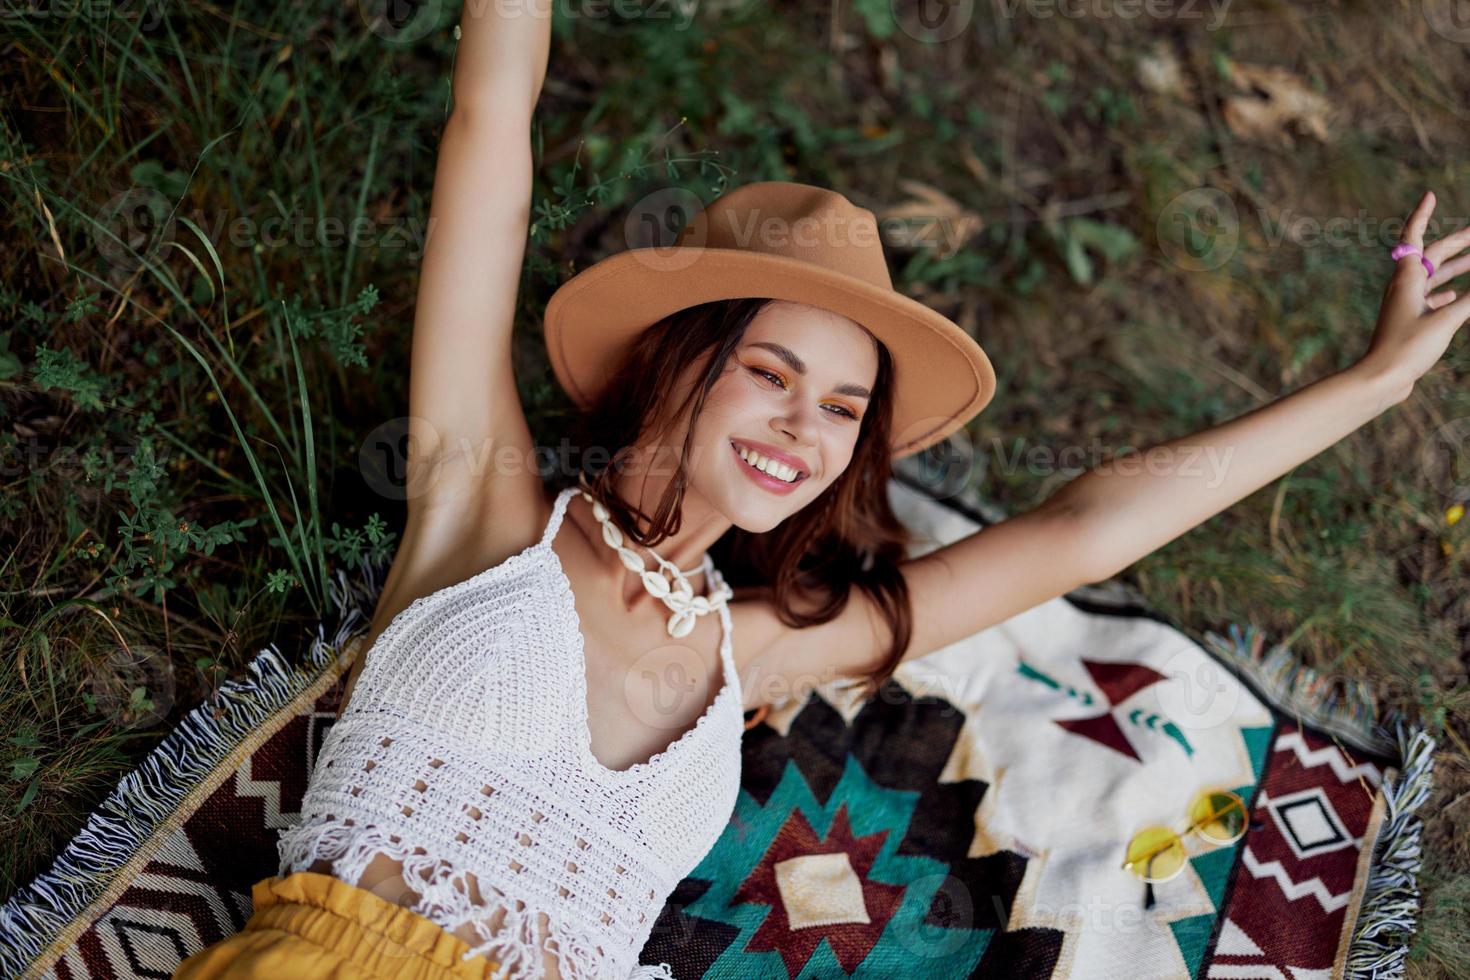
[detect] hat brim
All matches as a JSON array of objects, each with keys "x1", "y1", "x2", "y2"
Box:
[{"x1": 543, "y1": 246, "x2": 997, "y2": 459}]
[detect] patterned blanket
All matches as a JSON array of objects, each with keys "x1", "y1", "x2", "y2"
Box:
[{"x1": 0, "y1": 467, "x2": 1434, "y2": 979}]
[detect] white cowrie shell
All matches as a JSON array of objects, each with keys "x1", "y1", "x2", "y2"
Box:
[
  {"x1": 640, "y1": 570, "x2": 671, "y2": 597},
  {"x1": 667, "y1": 610, "x2": 696, "y2": 638},
  {"x1": 573, "y1": 486, "x2": 733, "y2": 639}
]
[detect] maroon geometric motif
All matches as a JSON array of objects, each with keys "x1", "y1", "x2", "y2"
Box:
[
  {"x1": 34, "y1": 682, "x2": 346, "y2": 979},
  {"x1": 1082, "y1": 660, "x2": 1167, "y2": 706},
  {"x1": 731, "y1": 802, "x2": 905, "y2": 976},
  {"x1": 1057, "y1": 712, "x2": 1141, "y2": 761},
  {"x1": 1051, "y1": 660, "x2": 1169, "y2": 761},
  {"x1": 1205, "y1": 724, "x2": 1385, "y2": 978}
]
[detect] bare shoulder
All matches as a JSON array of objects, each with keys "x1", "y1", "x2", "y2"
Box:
[
  {"x1": 726, "y1": 585, "x2": 885, "y2": 714},
  {"x1": 726, "y1": 502, "x2": 1100, "y2": 716}
]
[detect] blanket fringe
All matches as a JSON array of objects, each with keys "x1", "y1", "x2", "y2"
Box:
[
  {"x1": 1203, "y1": 622, "x2": 1436, "y2": 980},
  {"x1": 1343, "y1": 723, "x2": 1435, "y2": 980},
  {"x1": 1202, "y1": 622, "x2": 1405, "y2": 758},
  {"x1": 0, "y1": 558, "x2": 386, "y2": 980}
]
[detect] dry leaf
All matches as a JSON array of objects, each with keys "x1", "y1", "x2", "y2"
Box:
[
  {"x1": 877, "y1": 179, "x2": 984, "y2": 259},
  {"x1": 960, "y1": 144, "x2": 991, "y2": 186},
  {"x1": 1136, "y1": 41, "x2": 1192, "y2": 100},
  {"x1": 1220, "y1": 57, "x2": 1333, "y2": 148}
]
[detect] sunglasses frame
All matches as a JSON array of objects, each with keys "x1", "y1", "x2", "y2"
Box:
[{"x1": 1121, "y1": 789, "x2": 1249, "y2": 885}]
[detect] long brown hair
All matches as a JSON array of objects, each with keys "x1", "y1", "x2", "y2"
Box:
[{"x1": 565, "y1": 298, "x2": 915, "y2": 701}]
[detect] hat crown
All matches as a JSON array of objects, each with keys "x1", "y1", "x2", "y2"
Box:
[{"x1": 675, "y1": 182, "x2": 894, "y2": 291}]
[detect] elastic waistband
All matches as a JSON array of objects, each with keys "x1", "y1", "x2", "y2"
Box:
[{"x1": 250, "y1": 871, "x2": 502, "y2": 980}]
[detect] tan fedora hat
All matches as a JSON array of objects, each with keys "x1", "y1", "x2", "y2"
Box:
[{"x1": 542, "y1": 180, "x2": 997, "y2": 459}]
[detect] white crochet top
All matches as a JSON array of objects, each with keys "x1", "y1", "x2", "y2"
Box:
[{"x1": 277, "y1": 484, "x2": 745, "y2": 979}]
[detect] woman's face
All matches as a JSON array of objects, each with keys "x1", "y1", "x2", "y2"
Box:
[{"x1": 674, "y1": 300, "x2": 880, "y2": 532}]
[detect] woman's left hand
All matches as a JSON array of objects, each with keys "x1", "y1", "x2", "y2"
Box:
[{"x1": 1357, "y1": 190, "x2": 1470, "y2": 400}]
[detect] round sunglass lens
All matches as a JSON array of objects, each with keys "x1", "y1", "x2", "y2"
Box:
[
  {"x1": 1190, "y1": 790, "x2": 1248, "y2": 845},
  {"x1": 1124, "y1": 826, "x2": 1187, "y2": 883}
]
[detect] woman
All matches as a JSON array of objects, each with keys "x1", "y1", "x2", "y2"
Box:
[{"x1": 175, "y1": 0, "x2": 1469, "y2": 976}]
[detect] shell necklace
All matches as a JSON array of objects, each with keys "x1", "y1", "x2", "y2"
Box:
[{"x1": 574, "y1": 474, "x2": 733, "y2": 639}]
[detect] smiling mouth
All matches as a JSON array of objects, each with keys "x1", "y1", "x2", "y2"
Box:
[{"x1": 730, "y1": 441, "x2": 808, "y2": 484}]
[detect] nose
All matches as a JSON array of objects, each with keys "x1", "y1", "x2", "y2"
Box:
[{"x1": 773, "y1": 399, "x2": 820, "y2": 449}]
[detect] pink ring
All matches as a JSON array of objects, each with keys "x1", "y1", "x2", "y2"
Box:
[{"x1": 1390, "y1": 242, "x2": 1435, "y2": 276}]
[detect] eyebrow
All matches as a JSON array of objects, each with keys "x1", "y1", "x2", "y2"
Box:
[{"x1": 744, "y1": 341, "x2": 872, "y2": 400}]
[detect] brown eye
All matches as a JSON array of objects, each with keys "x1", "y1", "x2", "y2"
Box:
[
  {"x1": 750, "y1": 367, "x2": 786, "y2": 388},
  {"x1": 750, "y1": 367, "x2": 858, "y2": 420}
]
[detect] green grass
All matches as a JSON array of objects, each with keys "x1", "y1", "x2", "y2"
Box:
[{"x1": 2, "y1": 1, "x2": 1468, "y2": 973}]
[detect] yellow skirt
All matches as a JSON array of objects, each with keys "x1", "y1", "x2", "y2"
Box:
[{"x1": 173, "y1": 871, "x2": 503, "y2": 980}]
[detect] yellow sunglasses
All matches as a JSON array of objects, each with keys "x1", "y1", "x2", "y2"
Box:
[{"x1": 1122, "y1": 789, "x2": 1249, "y2": 886}]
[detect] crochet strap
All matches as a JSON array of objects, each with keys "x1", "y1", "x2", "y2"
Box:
[{"x1": 538, "y1": 484, "x2": 579, "y2": 551}]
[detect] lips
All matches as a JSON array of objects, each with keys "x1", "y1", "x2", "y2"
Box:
[
  {"x1": 730, "y1": 441, "x2": 807, "y2": 492},
  {"x1": 730, "y1": 439, "x2": 810, "y2": 479}
]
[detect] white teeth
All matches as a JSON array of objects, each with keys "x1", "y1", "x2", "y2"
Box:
[{"x1": 735, "y1": 443, "x2": 800, "y2": 483}]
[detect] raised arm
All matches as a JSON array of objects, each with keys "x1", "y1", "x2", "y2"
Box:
[
  {"x1": 1048, "y1": 190, "x2": 1470, "y2": 582},
  {"x1": 404, "y1": 0, "x2": 554, "y2": 535},
  {"x1": 741, "y1": 192, "x2": 1470, "y2": 708},
  {"x1": 740, "y1": 359, "x2": 1410, "y2": 711},
  {"x1": 338, "y1": 0, "x2": 555, "y2": 714}
]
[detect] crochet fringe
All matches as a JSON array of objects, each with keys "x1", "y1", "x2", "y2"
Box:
[
  {"x1": 1202, "y1": 622, "x2": 1436, "y2": 980},
  {"x1": 0, "y1": 558, "x2": 385, "y2": 980},
  {"x1": 276, "y1": 818, "x2": 675, "y2": 980}
]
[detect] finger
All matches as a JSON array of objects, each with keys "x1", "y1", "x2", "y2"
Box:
[
  {"x1": 1425, "y1": 219, "x2": 1470, "y2": 268},
  {"x1": 1427, "y1": 289, "x2": 1457, "y2": 310},
  {"x1": 1389, "y1": 193, "x2": 1436, "y2": 291},
  {"x1": 1426, "y1": 280, "x2": 1470, "y2": 331},
  {"x1": 1427, "y1": 252, "x2": 1470, "y2": 290},
  {"x1": 1399, "y1": 190, "x2": 1435, "y2": 251}
]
